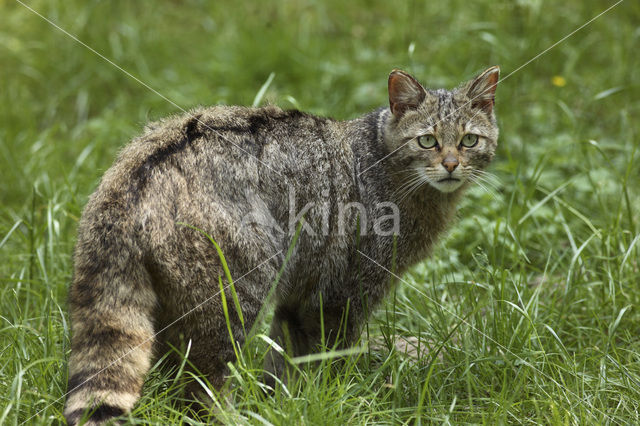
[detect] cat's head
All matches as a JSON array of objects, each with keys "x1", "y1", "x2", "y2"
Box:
[{"x1": 384, "y1": 67, "x2": 499, "y2": 194}]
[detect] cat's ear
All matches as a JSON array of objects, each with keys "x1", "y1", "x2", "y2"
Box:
[
  {"x1": 466, "y1": 66, "x2": 500, "y2": 114},
  {"x1": 388, "y1": 70, "x2": 426, "y2": 118}
]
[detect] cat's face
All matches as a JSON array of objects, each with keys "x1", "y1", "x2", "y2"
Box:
[{"x1": 384, "y1": 67, "x2": 499, "y2": 194}]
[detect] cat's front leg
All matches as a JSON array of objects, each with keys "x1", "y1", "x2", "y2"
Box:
[{"x1": 263, "y1": 294, "x2": 365, "y2": 388}]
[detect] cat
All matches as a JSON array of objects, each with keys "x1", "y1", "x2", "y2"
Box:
[{"x1": 63, "y1": 66, "x2": 499, "y2": 425}]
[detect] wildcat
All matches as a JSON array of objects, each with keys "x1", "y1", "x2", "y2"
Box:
[{"x1": 64, "y1": 67, "x2": 499, "y2": 425}]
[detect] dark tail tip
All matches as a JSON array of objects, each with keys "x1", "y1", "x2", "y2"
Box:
[{"x1": 65, "y1": 404, "x2": 125, "y2": 425}]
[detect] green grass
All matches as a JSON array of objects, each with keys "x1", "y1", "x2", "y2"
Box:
[{"x1": 2, "y1": 0, "x2": 640, "y2": 424}]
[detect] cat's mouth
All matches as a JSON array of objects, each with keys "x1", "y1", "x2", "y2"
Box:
[{"x1": 433, "y1": 177, "x2": 464, "y2": 193}]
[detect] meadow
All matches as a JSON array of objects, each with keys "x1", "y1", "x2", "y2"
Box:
[{"x1": 1, "y1": 0, "x2": 639, "y2": 424}]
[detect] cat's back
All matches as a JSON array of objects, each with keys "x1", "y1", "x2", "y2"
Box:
[
  {"x1": 77, "y1": 104, "x2": 353, "y2": 255},
  {"x1": 88, "y1": 104, "x2": 337, "y2": 208}
]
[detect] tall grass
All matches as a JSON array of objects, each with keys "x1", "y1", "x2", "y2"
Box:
[{"x1": 1, "y1": 0, "x2": 639, "y2": 424}]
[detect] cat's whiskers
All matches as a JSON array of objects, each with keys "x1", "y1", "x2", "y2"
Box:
[
  {"x1": 392, "y1": 174, "x2": 422, "y2": 201},
  {"x1": 472, "y1": 168, "x2": 500, "y2": 183},
  {"x1": 468, "y1": 176, "x2": 492, "y2": 195},
  {"x1": 470, "y1": 170, "x2": 501, "y2": 191},
  {"x1": 391, "y1": 171, "x2": 422, "y2": 185},
  {"x1": 396, "y1": 174, "x2": 430, "y2": 203},
  {"x1": 390, "y1": 169, "x2": 423, "y2": 198},
  {"x1": 467, "y1": 172, "x2": 499, "y2": 199},
  {"x1": 391, "y1": 173, "x2": 425, "y2": 201},
  {"x1": 402, "y1": 178, "x2": 432, "y2": 203},
  {"x1": 391, "y1": 172, "x2": 422, "y2": 192}
]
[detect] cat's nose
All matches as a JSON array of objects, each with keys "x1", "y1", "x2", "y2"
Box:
[{"x1": 442, "y1": 155, "x2": 459, "y2": 173}]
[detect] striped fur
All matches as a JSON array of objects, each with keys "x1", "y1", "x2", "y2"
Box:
[{"x1": 64, "y1": 68, "x2": 499, "y2": 424}]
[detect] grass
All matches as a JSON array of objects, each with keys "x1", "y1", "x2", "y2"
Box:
[{"x1": 1, "y1": 0, "x2": 639, "y2": 424}]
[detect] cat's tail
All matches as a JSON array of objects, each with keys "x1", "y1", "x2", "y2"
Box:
[{"x1": 63, "y1": 220, "x2": 157, "y2": 426}]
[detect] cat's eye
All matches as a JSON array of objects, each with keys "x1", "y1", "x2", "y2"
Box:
[
  {"x1": 417, "y1": 135, "x2": 438, "y2": 149},
  {"x1": 460, "y1": 134, "x2": 479, "y2": 148}
]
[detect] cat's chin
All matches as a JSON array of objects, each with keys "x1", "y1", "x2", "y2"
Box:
[{"x1": 430, "y1": 178, "x2": 465, "y2": 193}]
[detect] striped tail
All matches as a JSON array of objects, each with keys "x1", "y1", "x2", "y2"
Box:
[{"x1": 64, "y1": 229, "x2": 157, "y2": 425}]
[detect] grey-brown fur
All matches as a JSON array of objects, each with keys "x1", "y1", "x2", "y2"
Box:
[{"x1": 64, "y1": 67, "x2": 499, "y2": 425}]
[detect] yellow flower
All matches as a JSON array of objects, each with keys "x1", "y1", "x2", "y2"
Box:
[{"x1": 552, "y1": 76, "x2": 567, "y2": 87}]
